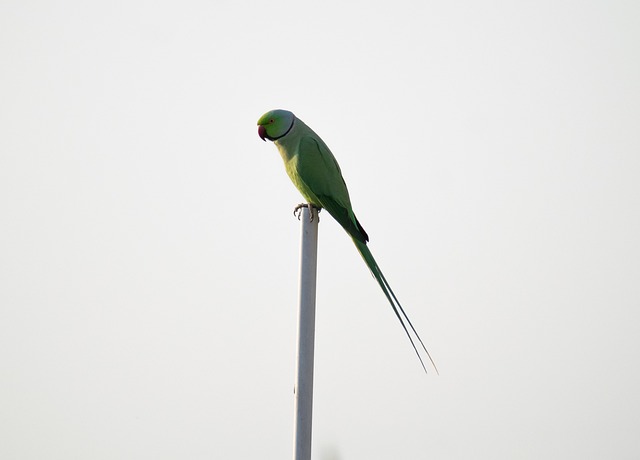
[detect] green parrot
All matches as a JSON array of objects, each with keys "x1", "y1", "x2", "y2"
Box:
[{"x1": 258, "y1": 109, "x2": 437, "y2": 374}]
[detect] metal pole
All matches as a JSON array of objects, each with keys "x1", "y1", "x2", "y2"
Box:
[{"x1": 293, "y1": 205, "x2": 318, "y2": 460}]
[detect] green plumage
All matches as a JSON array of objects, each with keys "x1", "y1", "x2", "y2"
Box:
[{"x1": 258, "y1": 109, "x2": 437, "y2": 374}]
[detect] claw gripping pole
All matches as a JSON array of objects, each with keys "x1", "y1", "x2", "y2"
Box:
[{"x1": 293, "y1": 204, "x2": 318, "y2": 460}]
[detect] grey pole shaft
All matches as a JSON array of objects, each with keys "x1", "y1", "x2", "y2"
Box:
[{"x1": 293, "y1": 205, "x2": 318, "y2": 460}]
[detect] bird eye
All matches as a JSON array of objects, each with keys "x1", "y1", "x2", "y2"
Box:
[{"x1": 269, "y1": 119, "x2": 274, "y2": 123}]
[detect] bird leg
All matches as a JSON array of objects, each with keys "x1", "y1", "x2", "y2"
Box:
[
  {"x1": 310, "y1": 204, "x2": 320, "y2": 222},
  {"x1": 293, "y1": 203, "x2": 321, "y2": 222}
]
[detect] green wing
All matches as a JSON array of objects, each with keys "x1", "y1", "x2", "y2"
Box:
[{"x1": 296, "y1": 136, "x2": 368, "y2": 243}]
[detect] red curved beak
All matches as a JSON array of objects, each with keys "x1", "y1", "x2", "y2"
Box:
[{"x1": 258, "y1": 125, "x2": 267, "y2": 141}]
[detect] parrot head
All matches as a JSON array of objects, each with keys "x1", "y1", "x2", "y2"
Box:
[{"x1": 257, "y1": 109, "x2": 295, "y2": 142}]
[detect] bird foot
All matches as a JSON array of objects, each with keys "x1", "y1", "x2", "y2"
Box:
[{"x1": 293, "y1": 203, "x2": 321, "y2": 222}]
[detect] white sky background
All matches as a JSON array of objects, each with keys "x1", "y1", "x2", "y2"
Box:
[{"x1": 1, "y1": 1, "x2": 639, "y2": 458}]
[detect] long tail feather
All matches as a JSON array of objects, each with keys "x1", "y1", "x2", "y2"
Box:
[{"x1": 353, "y1": 238, "x2": 439, "y2": 374}]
